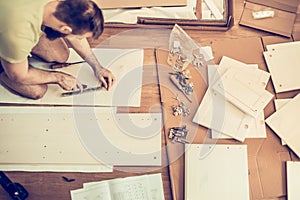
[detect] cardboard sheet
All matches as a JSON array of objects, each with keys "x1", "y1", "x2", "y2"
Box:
[
  {"x1": 247, "y1": 0, "x2": 299, "y2": 13},
  {"x1": 156, "y1": 49, "x2": 208, "y2": 200},
  {"x1": 0, "y1": 49, "x2": 144, "y2": 107},
  {"x1": 157, "y1": 37, "x2": 291, "y2": 200},
  {"x1": 239, "y1": 1, "x2": 297, "y2": 37},
  {"x1": 266, "y1": 94, "x2": 300, "y2": 158},
  {"x1": 185, "y1": 144, "x2": 249, "y2": 200},
  {"x1": 0, "y1": 107, "x2": 162, "y2": 167},
  {"x1": 287, "y1": 161, "x2": 300, "y2": 200},
  {"x1": 209, "y1": 37, "x2": 291, "y2": 200},
  {"x1": 263, "y1": 43, "x2": 300, "y2": 93}
]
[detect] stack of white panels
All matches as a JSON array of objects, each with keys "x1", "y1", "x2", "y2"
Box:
[{"x1": 193, "y1": 56, "x2": 273, "y2": 142}]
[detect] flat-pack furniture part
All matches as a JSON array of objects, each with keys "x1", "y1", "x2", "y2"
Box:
[
  {"x1": 239, "y1": 0, "x2": 299, "y2": 37},
  {"x1": 101, "y1": 0, "x2": 234, "y2": 31},
  {"x1": 94, "y1": 0, "x2": 188, "y2": 9}
]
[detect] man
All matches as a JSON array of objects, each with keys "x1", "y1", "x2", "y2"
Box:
[{"x1": 0, "y1": 0, "x2": 115, "y2": 99}]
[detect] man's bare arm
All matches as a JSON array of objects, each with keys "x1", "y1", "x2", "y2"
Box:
[{"x1": 65, "y1": 37, "x2": 115, "y2": 90}]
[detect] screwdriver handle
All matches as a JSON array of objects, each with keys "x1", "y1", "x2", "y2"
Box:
[{"x1": 0, "y1": 171, "x2": 28, "y2": 200}]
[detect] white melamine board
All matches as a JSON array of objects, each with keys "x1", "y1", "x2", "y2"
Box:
[
  {"x1": 287, "y1": 161, "x2": 300, "y2": 200},
  {"x1": 0, "y1": 107, "x2": 162, "y2": 167},
  {"x1": 266, "y1": 94, "x2": 300, "y2": 157},
  {"x1": 211, "y1": 111, "x2": 266, "y2": 139},
  {"x1": 185, "y1": 144, "x2": 249, "y2": 200},
  {"x1": 212, "y1": 67, "x2": 273, "y2": 118},
  {"x1": 274, "y1": 98, "x2": 292, "y2": 145},
  {"x1": 266, "y1": 41, "x2": 300, "y2": 51},
  {"x1": 193, "y1": 64, "x2": 267, "y2": 142},
  {"x1": 263, "y1": 46, "x2": 300, "y2": 93},
  {"x1": 0, "y1": 49, "x2": 144, "y2": 107},
  {"x1": 213, "y1": 56, "x2": 269, "y2": 87},
  {"x1": 0, "y1": 164, "x2": 112, "y2": 173},
  {"x1": 193, "y1": 86, "x2": 251, "y2": 142},
  {"x1": 209, "y1": 64, "x2": 267, "y2": 140}
]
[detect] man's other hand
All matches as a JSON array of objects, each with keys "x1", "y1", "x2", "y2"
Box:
[{"x1": 95, "y1": 69, "x2": 115, "y2": 91}]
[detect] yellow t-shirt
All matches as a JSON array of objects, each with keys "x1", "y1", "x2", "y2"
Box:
[{"x1": 0, "y1": 0, "x2": 49, "y2": 63}]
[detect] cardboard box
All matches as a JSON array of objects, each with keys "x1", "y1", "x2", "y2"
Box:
[
  {"x1": 101, "y1": 0, "x2": 234, "y2": 31},
  {"x1": 94, "y1": 0, "x2": 187, "y2": 9},
  {"x1": 239, "y1": 0, "x2": 299, "y2": 37},
  {"x1": 156, "y1": 37, "x2": 294, "y2": 200}
]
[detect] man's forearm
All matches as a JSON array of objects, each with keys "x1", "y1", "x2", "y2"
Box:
[
  {"x1": 1, "y1": 58, "x2": 62, "y2": 85},
  {"x1": 65, "y1": 37, "x2": 105, "y2": 75},
  {"x1": 64, "y1": 36, "x2": 115, "y2": 90},
  {"x1": 13, "y1": 67, "x2": 62, "y2": 85}
]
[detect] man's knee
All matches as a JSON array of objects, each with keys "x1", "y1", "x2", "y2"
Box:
[
  {"x1": 28, "y1": 84, "x2": 48, "y2": 100},
  {"x1": 31, "y1": 36, "x2": 70, "y2": 63}
]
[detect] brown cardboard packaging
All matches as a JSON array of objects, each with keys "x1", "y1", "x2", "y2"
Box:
[
  {"x1": 156, "y1": 37, "x2": 294, "y2": 200},
  {"x1": 94, "y1": 0, "x2": 187, "y2": 9},
  {"x1": 98, "y1": 0, "x2": 234, "y2": 31},
  {"x1": 239, "y1": 0, "x2": 299, "y2": 37}
]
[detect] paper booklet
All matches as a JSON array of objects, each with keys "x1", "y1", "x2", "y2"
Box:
[{"x1": 71, "y1": 173, "x2": 165, "y2": 200}]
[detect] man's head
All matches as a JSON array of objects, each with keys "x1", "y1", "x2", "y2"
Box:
[{"x1": 44, "y1": 0, "x2": 104, "y2": 40}]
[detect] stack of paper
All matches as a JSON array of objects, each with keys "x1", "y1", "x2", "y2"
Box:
[
  {"x1": 185, "y1": 144, "x2": 249, "y2": 200},
  {"x1": 263, "y1": 41, "x2": 300, "y2": 93},
  {"x1": 266, "y1": 94, "x2": 300, "y2": 157},
  {"x1": 70, "y1": 173, "x2": 165, "y2": 200},
  {"x1": 193, "y1": 56, "x2": 273, "y2": 142}
]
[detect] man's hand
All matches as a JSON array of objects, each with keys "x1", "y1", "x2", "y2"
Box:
[
  {"x1": 95, "y1": 68, "x2": 115, "y2": 91},
  {"x1": 56, "y1": 71, "x2": 83, "y2": 91}
]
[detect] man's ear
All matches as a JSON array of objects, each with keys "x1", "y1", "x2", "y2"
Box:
[{"x1": 59, "y1": 25, "x2": 72, "y2": 34}]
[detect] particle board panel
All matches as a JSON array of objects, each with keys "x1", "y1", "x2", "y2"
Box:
[
  {"x1": 0, "y1": 49, "x2": 144, "y2": 107},
  {"x1": 263, "y1": 45, "x2": 300, "y2": 93},
  {"x1": 0, "y1": 107, "x2": 162, "y2": 168},
  {"x1": 185, "y1": 144, "x2": 249, "y2": 200}
]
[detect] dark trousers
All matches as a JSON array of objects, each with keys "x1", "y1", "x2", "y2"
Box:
[{"x1": 0, "y1": 62, "x2": 3, "y2": 73}]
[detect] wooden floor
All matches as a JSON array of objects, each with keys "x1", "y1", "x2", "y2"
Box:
[{"x1": 1, "y1": 0, "x2": 300, "y2": 199}]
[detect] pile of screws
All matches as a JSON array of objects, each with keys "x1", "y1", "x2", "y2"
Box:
[
  {"x1": 172, "y1": 101, "x2": 190, "y2": 117},
  {"x1": 168, "y1": 41, "x2": 189, "y2": 72},
  {"x1": 170, "y1": 71, "x2": 194, "y2": 96},
  {"x1": 168, "y1": 125, "x2": 189, "y2": 144},
  {"x1": 192, "y1": 48, "x2": 205, "y2": 68}
]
